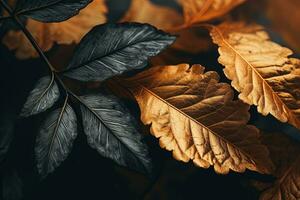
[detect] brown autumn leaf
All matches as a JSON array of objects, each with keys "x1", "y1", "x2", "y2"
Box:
[
  {"x1": 210, "y1": 22, "x2": 300, "y2": 130},
  {"x1": 124, "y1": 63, "x2": 273, "y2": 174},
  {"x1": 264, "y1": 0, "x2": 300, "y2": 53},
  {"x1": 254, "y1": 133, "x2": 300, "y2": 200},
  {"x1": 121, "y1": 0, "x2": 183, "y2": 30},
  {"x1": 178, "y1": 0, "x2": 246, "y2": 25},
  {"x1": 121, "y1": 0, "x2": 212, "y2": 54},
  {"x1": 2, "y1": 0, "x2": 107, "y2": 59}
]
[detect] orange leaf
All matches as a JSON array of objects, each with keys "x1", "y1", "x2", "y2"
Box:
[
  {"x1": 179, "y1": 0, "x2": 246, "y2": 25},
  {"x1": 125, "y1": 64, "x2": 274, "y2": 174},
  {"x1": 2, "y1": 0, "x2": 107, "y2": 59},
  {"x1": 256, "y1": 133, "x2": 300, "y2": 200},
  {"x1": 264, "y1": 0, "x2": 300, "y2": 53},
  {"x1": 210, "y1": 22, "x2": 300, "y2": 130}
]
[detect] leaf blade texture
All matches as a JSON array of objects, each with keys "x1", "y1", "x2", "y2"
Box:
[
  {"x1": 2, "y1": 169, "x2": 23, "y2": 200},
  {"x1": 2, "y1": 0, "x2": 107, "y2": 59},
  {"x1": 120, "y1": 0, "x2": 212, "y2": 54},
  {"x1": 126, "y1": 64, "x2": 273, "y2": 174},
  {"x1": 121, "y1": 0, "x2": 182, "y2": 30},
  {"x1": 256, "y1": 133, "x2": 300, "y2": 200},
  {"x1": 14, "y1": 0, "x2": 92, "y2": 22},
  {"x1": 264, "y1": 0, "x2": 300, "y2": 53},
  {"x1": 35, "y1": 97, "x2": 77, "y2": 178},
  {"x1": 62, "y1": 22, "x2": 176, "y2": 82},
  {"x1": 80, "y1": 94, "x2": 152, "y2": 175},
  {"x1": 210, "y1": 22, "x2": 300, "y2": 130},
  {"x1": 0, "y1": 111, "x2": 15, "y2": 165},
  {"x1": 178, "y1": 0, "x2": 245, "y2": 25},
  {"x1": 21, "y1": 75, "x2": 60, "y2": 117}
]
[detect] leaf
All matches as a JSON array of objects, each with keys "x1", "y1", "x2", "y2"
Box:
[
  {"x1": 62, "y1": 22, "x2": 176, "y2": 82},
  {"x1": 178, "y1": 0, "x2": 245, "y2": 25},
  {"x1": 0, "y1": 110, "x2": 15, "y2": 165},
  {"x1": 125, "y1": 64, "x2": 273, "y2": 174},
  {"x1": 35, "y1": 96, "x2": 77, "y2": 177},
  {"x1": 80, "y1": 94, "x2": 152, "y2": 174},
  {"x1": 264, "y1": 0, "x2": 300, "y2": 53},
  {"x1": 120, "y1": 0, "x2": 212, "y2": 54},
  {"x1": 256, "y1": 133, "x2": 300, "y2": 200},
  {"x1": 14, "y1": 0, "x2": 92, "y2": 22},
  {"x1": 121, "y1": 0, "x2": 183, "y2": 30},
  {"x1": 2, "y1": 169, "x2": 23, "y2": 200},
  {"x1": 210, "y1": 22, "x2": 300, "y2": 130},
  {"x1": 2, "y1": 0, "x2": 107, "y2": 59},
  {"x1": 21, "y1": 74, "x2": 60, "y2": 117},
  {"x1": 0, "y1": 0, "x2": 18, "y2": 35}
]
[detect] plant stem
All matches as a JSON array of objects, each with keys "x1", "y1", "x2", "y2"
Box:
[
  {"x1": 0, "y1": 0, "x2": 56, "y2": 72},
  {"x1": 0, "y1": 0, "x2": 86, "y2": 106},
  {"x1": 0, "y1": 0, "x2": 11, "y2": 14},
  {"x1": 14, "y1": 16, "x2": 57, "y2": 72},
  {"x1": 0, "y1": 15, "x2": 11, "y2": 20}
]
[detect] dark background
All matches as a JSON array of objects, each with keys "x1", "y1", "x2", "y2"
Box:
[{"x1": 0, "y1": 0, "x2": 299, "y2": 199}]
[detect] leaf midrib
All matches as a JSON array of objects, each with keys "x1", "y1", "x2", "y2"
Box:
[
  {"x1": 32, "y1": 73, "x2": 55, "y2": 114},
  {"x1": 135, "y1": 84, "x2": 260, "y2": 171},
  {"x1": 264, "y1": 155, "x2": 300, "y2": 199},
  {"x1": 277, "y1": 155, "x2": 300, "y2": 187},
  {"x1": 189, "y1": 0, "x2": 214, "y2": 24},
  {"x1": 45, "y1": 95, "x2": 69, "y2": 171},
  {"x1": 63, "y1": 35, "x2": 173, "y2": 74},
  {"x1": 213, "y1": 25, "x2": 297, "y2": 125},
  {"x1": 80, "y1": 97, "x2": 148, "y2": 172}
]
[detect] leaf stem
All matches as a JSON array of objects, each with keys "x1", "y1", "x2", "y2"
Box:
[
  {"x1": 0, "y1": 0, "x2": 11, "y2": 14},
  {"x1": 0, "y1": 15, "x2": 11, "y2": 20},
  {"x1": 0, "y1": 0, "x2": 83, "y2": 97},
  {"x1": 0, "y1": 0, "x2": 88, "y2": 109},
  {"x1": 0, "y1": 0, "x2": 56, "y2": 72}
]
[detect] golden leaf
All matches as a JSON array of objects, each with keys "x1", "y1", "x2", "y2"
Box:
[
  {"x1": 210, "y1": 22, "x2": 300, "y2": 130},
  {"x1": 125, "y1": 64, "x2": 273, "y2": 174},
  {"x1": 264, "y1": 0, "x2": 300, "y2": 53},
  {"x1": 2, "y1": 0, "x2": 107, "y2": 59},
  {"x1": 121, "y1": 0, "x2": 183, "y2": 30},
  {"x1": 121, "y1": 0, "x2": 212, "y2": 54},
  {"x1": 256, "y1": 133, "x2": 300, "y2": 200},
  {"x1": 178, "y1": 0, "x2": 245, "y2": 25}
]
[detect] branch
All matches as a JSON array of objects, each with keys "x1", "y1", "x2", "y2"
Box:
[
  {"x1": 0, "y1": 16, "x2": 11, "y2": 21},
  {"x1": 0, "y1": 0, "x2": 95, "y2": 110},
  {"x1": 0, "y1": 0, "x2": 56, "y2": 72}
]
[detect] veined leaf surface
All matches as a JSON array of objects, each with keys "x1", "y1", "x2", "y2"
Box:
[
  {"x1": 35, "y1": 96, "x2": 77, "y2": 177},
  {"x1": 125, "y1": 64, "x2": 273, "y2": 174},
  {"x1": 80, "y1": 94, "x2": 152, "y2": 175},
  {"x1": 210, "y1": 22, "x2": 300, "y2": 130},
  {"x1": 62, "y1": 23, "x2": 176, "y2": 82}
]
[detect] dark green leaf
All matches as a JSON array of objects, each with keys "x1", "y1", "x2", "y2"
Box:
[
  {"x1": 2, "y1": 169, "x2": 22, "y2": 200},
  {"x1": 80, "y1": 94, "x2": 152, "y2": 175},
  {"x1": 63, "y1": 23, "x2": 176, "y2": 82},
  {"x1": 35, "y1": 97, "x2": 77, "y2": 178},
  {"x1": 21, "y1": 75, "x2": 60, "y2": 117},
  {"x1": 14, "y1": 0, "x2": 91, "y2": 22},
  {"x1": 0, "y1": 110, "x2": 14, "y2": 165}
]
